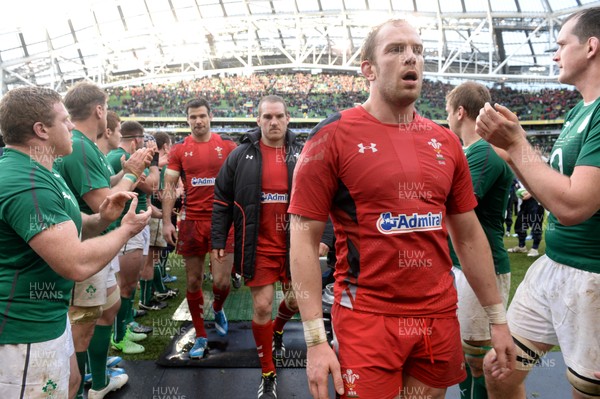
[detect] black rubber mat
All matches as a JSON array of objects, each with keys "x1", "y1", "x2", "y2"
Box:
[
  {"x1": 107, "y1": 352, "x2": 571, "y2": 399},
  {"x1": 156, "y1": 320, "x2": 307, "y2": 368}
]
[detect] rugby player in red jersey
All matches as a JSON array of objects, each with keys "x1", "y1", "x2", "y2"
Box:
[
  {"x1": 162, "y1": 97, "x2": 236, "y2": 359},
  {"x1": 212, "y1": 95, "x2": 304, "y2": 399},
  {"x1": 289, "y1": 19, "x2": 515, "y2": 399}
]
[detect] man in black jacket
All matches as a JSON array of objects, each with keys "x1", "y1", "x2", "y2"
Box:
[{"x1": 212, "y1": 95, "x2": 301, "y2": 399}]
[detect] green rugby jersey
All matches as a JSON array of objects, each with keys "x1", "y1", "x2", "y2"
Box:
[
  {"x1": 545, "y1": 98, "x2": 600, "y2": 273},
  {"x1": 0, "y1": 149, "x2": 81, "y2": 344},
  {"x1": 55, "y1": 130, "x2": 113, "y2": 218},
  {"x1": 106, "y1": 147, "x2": 149, "y2": 224},
  {"x1": 449, "y1": 139, "x2": 513, "y2": 274}
]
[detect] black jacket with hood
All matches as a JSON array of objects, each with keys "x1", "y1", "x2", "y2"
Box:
[{"x1": 211, "y1": 127, "x2": 302, "y2": 279}]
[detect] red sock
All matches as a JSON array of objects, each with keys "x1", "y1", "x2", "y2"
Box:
[
  {"x1": 252, "y1": 320, "x2": 275, "y2": 374},
  {"x1": 212, "y1": 284, "x2": 230, "y2": 312},
  {"x1": 273, "y1": 299, "x2": 297, "y2": 333},
  {"x1": 187, "y1": 290, "x2": 206, "y2": 338}
]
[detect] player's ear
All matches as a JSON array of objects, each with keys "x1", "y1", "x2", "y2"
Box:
[
  {"x1": 33, "y1": 121, "x2": 50, "y2": 140},
  {"x1": 587, "y1": 36, "x2": 599, "y2": 58},
  {"x1": 457, "y1": 106, "x2": 466, "y2": 120},
  {"x1": 361, "y1": 60, "x2": 376, "y2": 82},
  {"x1": 95, "y1": 103, "x2": 105, "y2": 120}
]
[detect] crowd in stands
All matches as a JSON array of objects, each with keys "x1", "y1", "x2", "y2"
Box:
[{"x1": 106, "y1": 73, "x2": 582, "y2": 121}]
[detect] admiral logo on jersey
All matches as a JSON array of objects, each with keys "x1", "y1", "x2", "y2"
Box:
[
  {"x1": 191, "y1": 177, "x2": 216, "y2": 186},
  {"x1": 377, "y1": 211, "x2": 443, "y2": 234},
  {"x1": 261, "y1": 192, "x2": 288, "y2": 203}
]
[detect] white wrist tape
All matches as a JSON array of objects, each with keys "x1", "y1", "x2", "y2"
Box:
[
  {"x1": 484, "y1": 303, "x2": 507, "y2": 324},
  {"x1": 303, "y1": 318, "x2": 328, "y2": 347}
]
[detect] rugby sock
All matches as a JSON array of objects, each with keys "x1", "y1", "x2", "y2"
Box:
[
  {"x1": 140, "y1": 279, "x2": 153, "y2": 306},
  {"x1": 114, "y1": 296, "x2": 130, "y2": 342},
  {"x1": 153, "y1": 264, "x2": 168, "y2": 293},
  {"x1": 76, "y1": 351, "x2": 87, "y2": 398},
  {"x1": 273, "y1": 299, "x2": 297, "y2": 333},
  {"x1": 89, "y1": 325, "x2": 112, "y2": 390},
  {"x1": 158, "y1": 248, "x2": 170, "y2": 275},
  {"x1": 161, "y1": 249, "x2": 177, "y2": 281},
  {"x1": 187, "y1": 290, "x2": 207, "y2": 338},
  {"x1": 459, "y1": 363, "x2": 488, "y2": 399},
  {"x1": 125, "y1": 289, "x2": 136, "y2": 325},
  {"x1": 212, "y1": 284, "x2": 230, "y2": 312},
  {"x1": 252, "y1": 320, "x2": 275, "y2": 374},
  {"x1": 473, "y1": 374, "x2": 488, "y2": 398}
]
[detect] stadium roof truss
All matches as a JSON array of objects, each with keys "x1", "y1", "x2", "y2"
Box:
[{"x1": 1, "y1": 0, "x2": 600, "y2": 93}]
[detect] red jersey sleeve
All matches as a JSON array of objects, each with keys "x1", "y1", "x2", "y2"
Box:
[
  {"x1": 289, "y1": 115, "x2": 341, "y2": 222},
  {"x1": 167, "y1": 142, "x2": 183, "y2": 173},
  {"x1": 224, "y1": 139, "x2": 237, "y2": 155}
]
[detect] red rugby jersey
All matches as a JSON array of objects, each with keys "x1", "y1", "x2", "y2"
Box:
[
  {"x1": 168, "y1": 134, "x2": 236, "y2": 221},
  {"x1": 257, "y1": 142, "x2": 289, "y2": 255},
  {"x1": 289, "y1": 106, "x2": 477, "y2": 317}
]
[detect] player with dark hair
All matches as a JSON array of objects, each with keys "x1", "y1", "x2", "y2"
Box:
[
  {"x1": 476, "y1": 7, "x2": 600, "y2": 398},
  {"x1": 162, "y1": 97, "x2": 237, "y2": 359}
]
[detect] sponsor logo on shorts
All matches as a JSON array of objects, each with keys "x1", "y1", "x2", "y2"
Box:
[
  {"x1": 377, "y1": 211, "x2": 443, "y2": 234},
  {"x1": 342, "y1": 369, "x2": 360, "y2": 398},
  {"x1": 261, "y1": 192, "x2": 288, "y2": 203},
  {"x1": 191, "y1": 177, "x2": 215, "y2": 186}
]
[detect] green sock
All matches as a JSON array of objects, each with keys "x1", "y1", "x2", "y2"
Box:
[
  {"x1": 75, "y1": 351, "x2": 87, "y2": 397},
  {"x1": 474, "y1": 372, "x2": 488, "y2": 398},
  {"x1": 114, "y1": 297, "x2": 131, "y2": 342},
  {"x1": 125, "y1": 289, "x2": 136, "y2": 325},
  {"x1": 140, "y1": 279, "x2": 152, "y2": 306},
  {"x1": 153, "y1": 264, "x2": 167, "y2": 293},
  {"x1": 88, "y1": 325, "x2": 112, "y2": 390},
  {"x1": 158, "y1": 249, "x2": 169, "y2": 275},
  {"x1": 459, "y1": 363, "x2": 489, "y2": 399}
]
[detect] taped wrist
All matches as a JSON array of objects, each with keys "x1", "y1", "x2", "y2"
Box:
[
  {"x1": 303, "y1": 318, "x2": 327, "y2": 347},
  {"x1": 483, "y1": 303, "x2": 507, "y2": 324}
]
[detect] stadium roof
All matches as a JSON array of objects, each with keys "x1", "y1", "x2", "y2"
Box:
[{"x1": 1, "y1": 0, "x2": 600, "y2": 93}]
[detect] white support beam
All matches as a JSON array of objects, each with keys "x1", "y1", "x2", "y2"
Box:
[
  {"x1": 314, "y1": 45, "x2": 327, "y2": 64},
  {"x1": 486, "y1": 0, "x2": 494, "y2": 75},
  {"x1": 440, "y1": 19, "x2": 486, "y2": 73},
  {"x1": 233, "y1": 54, "x2": 248, "y2": 67},
  {"x1": 4, "y1": 68, "x2": 35, "y2": 87},
  {"x1": 436, "y1": 0, "x2": 444, "y2": 73},
  {"x1": 275, "y1": 43, "x2": 296, "y2": 64},
  {"x1": 492, "y1": 22, "x2": 547, "y2": 74},
  {"x1": 344, "y1": 47, "x2": 361, "y2": 67}
]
